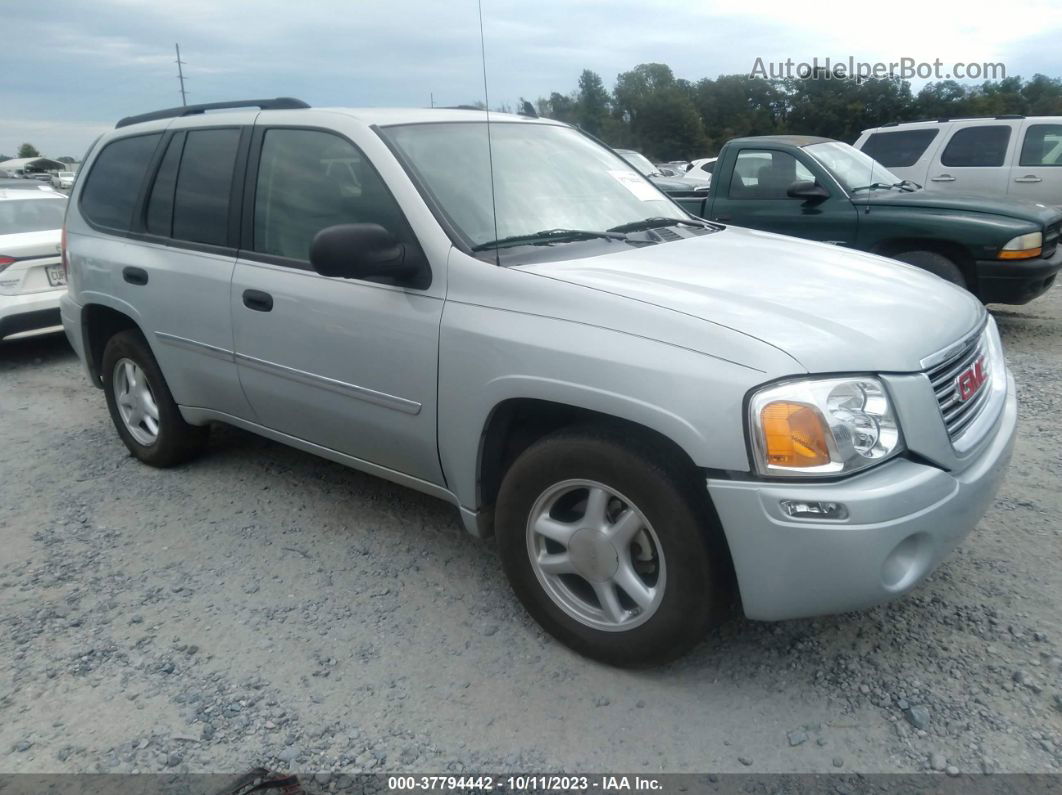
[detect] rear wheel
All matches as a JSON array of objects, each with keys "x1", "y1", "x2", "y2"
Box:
[
  {"x1": 102, "y1": 330, "x2": 207, "y2": 467},
  {"x1": 495, "y1": 428, "x2": 729, "y2": 666},
  {"x1": 892, "y1": 250, "x2": 966, "y2": 288}
]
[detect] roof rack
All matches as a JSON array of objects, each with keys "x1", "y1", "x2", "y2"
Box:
[
  {"x1": 116, "y1": 97, "x2": 310, "y2": 129},
  {"x1": 875, "y1": 113, "x2": 1026, "y2": 129}
]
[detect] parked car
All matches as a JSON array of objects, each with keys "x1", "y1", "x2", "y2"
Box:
[
  {"x1": 28, "y1": 172, "x2": 53, "y2": 182},
  {"x1": 854, "y1": 116, "x2": 1062, "y2": 208},
  {"x1": 51, "y1": 171, "x2": 76, "y2": 189},
  {"x1": 63, "y1": 99, "x2": 1015, "y2": 665},
  {"x1": 681, "y1": 157, "x2": 716, "y2": 188},
  {"x1": 673, "y1": 135, "x2": 1061, "y2": 304},
  {"x1": 0, "y1": 189, "x2": 67, "y2": 340},
  {"x1": 0, "y1": 178, "x2": 62, "y2": 192},
  {"x1": 614, "y1": 148, "x2": 701, "y2": 195}
]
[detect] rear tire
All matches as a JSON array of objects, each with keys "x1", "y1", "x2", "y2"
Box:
[
  {"x1": 892, "y1": 250, "x2": 967, "y2": 288},
  {"x1": 495, "y1": 427, "x2": 729, "y2": 666},
  {"x1": 101, "y1": 329, "x2": 208, "y2": 467}
]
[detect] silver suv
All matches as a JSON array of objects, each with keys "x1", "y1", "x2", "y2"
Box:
[{"x1": 61, "y1": 98, "x2": 1017, "y2": 665}]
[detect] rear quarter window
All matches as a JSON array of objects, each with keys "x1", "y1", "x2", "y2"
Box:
[
  {"x1": 860, "y1": 129, "x2": 938, "y2": 168},
  {"x1": 79, "y1": 133, "x2": 161, "y2": 231}
]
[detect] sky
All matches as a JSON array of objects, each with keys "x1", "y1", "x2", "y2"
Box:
[{"x1": 3, "y1": 0, "x2": 1061, "y2": 159}]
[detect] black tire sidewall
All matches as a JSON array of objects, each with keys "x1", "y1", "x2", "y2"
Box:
[
  {"x1": 101, "y1": 330, "x2": 203, "y2": 467},
  {"x1": 893, "y1": 250, "x2": 966, "y2": 287},
  {"x1": 496, "y1": 431, "x2": 723, "y2": 666}
]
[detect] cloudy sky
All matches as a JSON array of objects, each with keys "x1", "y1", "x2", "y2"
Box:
[{"x1": 3, "y1": 0, "x2": 1061, "y2": 158}]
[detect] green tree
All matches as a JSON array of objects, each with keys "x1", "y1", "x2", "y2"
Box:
[
  {"x1": 575, "y1": 69, "x2": 610, "y2": 136},
  {"x1": 612, "y1": 63, "x2": 707, "y2": 159},
  {"x1": 18, "y1": 143, "x2": 40, "y2": 158}
]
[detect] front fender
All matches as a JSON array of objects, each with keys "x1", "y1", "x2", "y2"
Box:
[{"x1": 436, "y1": 301, "x2": 771, "y2": 511}]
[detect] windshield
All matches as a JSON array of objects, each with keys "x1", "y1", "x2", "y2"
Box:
[
  {"x1": 804, "y1": 141, "x2": 903, "y2": 193},
  {"x1": 0, "y1": 197, "x2": 66, "y2": 235},
  {"x1": 381, "y1": 122, "x2": 687, "y2": 250},
  {"x1": 618, "y1": 151, "x2": 659, "y2": 177}
]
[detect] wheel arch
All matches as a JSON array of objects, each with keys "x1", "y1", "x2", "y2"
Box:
[{"x1": 81, "y1": 300, "x2": 147, "y2": 388}]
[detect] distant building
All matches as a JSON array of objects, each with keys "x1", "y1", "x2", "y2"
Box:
[{"x1": 0, "y1": 156, "x2": 67, "y2": 176}]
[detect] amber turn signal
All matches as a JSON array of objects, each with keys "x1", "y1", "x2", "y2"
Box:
[
  {"x1": 997, "y1": 247, "x2": 1041, "y2": 260},
  {"x1": 760, "y1": 401, "x2": 831, "y2": 467}
]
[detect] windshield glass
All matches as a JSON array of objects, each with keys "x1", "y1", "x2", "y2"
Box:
[
  {"x1": 618, "y1": 151, "x2": 659, "y2": 177},
  {"x1": 381, "y1": 122, "x2": 686, "y2": 250},
  {"x1": 804, "y1": 141, "x2": 903, "y2": 192},
  {"x1": 0, "y1": 197, "x2": 66, "y2": 235}
]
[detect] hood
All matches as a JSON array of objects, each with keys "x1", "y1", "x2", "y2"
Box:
[
  {"x1": 857, "y1": 188, "x2": 1062, "y2": 227},
  {"x1": 514, "y1": 226, "x2": 985, "y2": 373}
]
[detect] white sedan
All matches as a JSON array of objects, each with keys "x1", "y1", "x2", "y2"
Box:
[{"x1": 0, "y1": 189, "x2": 67, "y2": 341}]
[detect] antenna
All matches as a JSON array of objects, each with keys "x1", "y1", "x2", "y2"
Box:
[
  {"x1": 477, "y1": 0, "x2": 500, "y2": 265},
  {"x1": 175, "y1": 43, "x2": 188, "y2": 106}
]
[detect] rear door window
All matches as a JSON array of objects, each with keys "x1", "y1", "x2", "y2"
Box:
[
  {"x1": 940, "y1": 125, "x2": 1011, "y2": 167},
  {"x1": 860, "y1": 129, "x2": 938, "y2": 167},
  {"x1": 79, "y1": 133, "x2": 161, "y2": 230},
  {"x1": 171, "y1": 128, "x2": 241, "y2": 246},
  {"x1": 145, "y1": 133, "x2": 184, "y2": 237},
  {"x1": 1019, "y1": 124, "x2": 1062, "y2": 166}
]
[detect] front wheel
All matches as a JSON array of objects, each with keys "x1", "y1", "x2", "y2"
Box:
[
  {"x1": 892, "y1": 250, "x2": 967, "y2": 288},
  {"x1": 102, "y1": 330, "x2": 208, "y2": 467},
  {"x1": 495, "y1": 428, "x2": 730, "y2": 666}
]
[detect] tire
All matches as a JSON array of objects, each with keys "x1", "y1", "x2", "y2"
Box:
[
  {"x1": 101, "y1": 329, "x2": 208, "y2": 467},
  {"x1": 892, "y1": 250, "x2": 967, "y2": 288},
  {"x1": 495, "y1": 427, "x2": 730, "y2": 666}
]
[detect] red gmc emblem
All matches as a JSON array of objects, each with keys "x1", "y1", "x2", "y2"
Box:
[{"x1": 955, "y1": 356, "x2": 987, "y2": 402}]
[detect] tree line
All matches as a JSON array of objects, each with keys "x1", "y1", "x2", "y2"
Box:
[{"x1": 529, "y1": 65, "x2": 1062, "y2": 160}]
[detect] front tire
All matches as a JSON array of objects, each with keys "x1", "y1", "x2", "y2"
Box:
[
  {"x1": 892, "y1": 250, "x2": 967, "y2": 288},
  {"x1": 495, "y1": 428, "x2": 729, "y2": 666},
  {"x1": 101, "y1": 330, "x2": 207, "y2": 467}
]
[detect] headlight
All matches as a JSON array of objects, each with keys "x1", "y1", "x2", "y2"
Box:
[
  {"x1": 998, "y1": 231, "x2": 1042, "y2": 260},
  {"x1": 748, "y1": 377, "x2": 904, "y2": 477}
]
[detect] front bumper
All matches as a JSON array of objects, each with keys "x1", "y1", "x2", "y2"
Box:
[
  {"x1": 0, "y1": 290, "x2": 63, "y2": 341},
  {"x1": 975, "y1": 245, "x2": 1061, "y2": 304},
  {"x1": 707, "y1": 372, "x2": 1017, "y2": 621}
]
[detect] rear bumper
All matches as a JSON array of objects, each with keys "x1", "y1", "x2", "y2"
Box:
[
  {"x1": 975, "y1": 246, "x2": 1061, "y2": 304},
  {"x1": 707, "y1": 372, "x2": 1017, "y2": 621},
  {"x1": 0, "y1": 290, "x2": 63, "y2": 340}
]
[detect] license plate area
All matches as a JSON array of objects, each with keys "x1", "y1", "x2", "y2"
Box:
[{"x1": 45, "y1": 264, "x2": 67, "y2": 287}]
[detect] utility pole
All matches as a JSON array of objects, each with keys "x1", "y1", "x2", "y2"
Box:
[
  {"x1": 430, "y1": 92, "x2": 434, "y2": 108},
  {"x1": 175, "y1": 43, "x2": 188, "y2": 106}
]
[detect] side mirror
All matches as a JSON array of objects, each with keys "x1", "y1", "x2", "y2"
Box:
[
  {"x1": 310, "y1": 223, "x2": 415, "y2": 280},
  {"x1": 786, "y1": 180, "x2": 830, "y2": 201}
]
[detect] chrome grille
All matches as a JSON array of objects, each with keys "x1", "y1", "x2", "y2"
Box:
[
  {"x1": 1043, "y1": 221, "x2": 1059, "y2": 260},
  {"x1": 926, "y1": 329, "x2": 991, "y2": 441}
]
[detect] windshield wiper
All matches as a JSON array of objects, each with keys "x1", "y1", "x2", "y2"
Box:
[
  {"x1": 893, "y1": 179, "x2": 921, "y2": 191},
  {"x1": 850, "y1": 182, "x2": 895, "y2": 194},
  {"x1": 471, "y1": 228, "x2": 626, "y2": 251},
  {"x1": 607, "y1": 217, "x2": 707, "y2": 233}
]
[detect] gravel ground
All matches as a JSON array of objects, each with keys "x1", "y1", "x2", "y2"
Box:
[{"x1": 1, "y1": 289, "x2": 1060, "y2": 779}]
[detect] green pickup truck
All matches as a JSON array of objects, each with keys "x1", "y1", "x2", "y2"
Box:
[{"x1": 673, "y1": 135, "x2": 1062, "y2": 304}]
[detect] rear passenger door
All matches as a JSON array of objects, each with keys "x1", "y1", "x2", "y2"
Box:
[
  {"x1": 1008, "y1": 121, "x2": 1062, "y2": 207},
  {"x1": 230, "y1": 124, "x2": 445, "y2": 486},
  {"x1": 925, "y1": 123, "x2": 1016, "y2": 196},
  {"x1": 124, "y1": 122, "x2": 254, "y2": 419}
]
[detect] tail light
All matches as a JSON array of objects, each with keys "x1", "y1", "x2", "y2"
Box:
[
  {"x1": 0, "y1": 255, "x2": 14, "y2": 273},
  {"x1": 61, "y1": 225, "x2": 69, "y2": 279}
]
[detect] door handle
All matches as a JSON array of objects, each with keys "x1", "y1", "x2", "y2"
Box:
[
  {"x1": 242, "y1": 289, "x2": 274, "y2": 312},
  {"x1": 122, "y1": 266, "x2": 148, "y2": 286},
  {"x1": 1014, "y1": 175, "x2": 1043, "y2": 183},
  {"x1": 930, "y1": 174, "x2": 956, "y2": 182}
]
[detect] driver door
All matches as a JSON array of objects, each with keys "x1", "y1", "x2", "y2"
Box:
[{"x1": 707, "y1": 148, "x2": 858, "y2": 246}]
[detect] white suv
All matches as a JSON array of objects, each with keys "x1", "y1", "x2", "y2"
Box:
[{"x1": 854, "y1": 116, "x2": 1062, "y2": 208}]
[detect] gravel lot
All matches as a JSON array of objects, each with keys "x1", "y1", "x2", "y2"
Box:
[{"x1": 1, "y1": 288, "x2": 1060, "y2": 778}]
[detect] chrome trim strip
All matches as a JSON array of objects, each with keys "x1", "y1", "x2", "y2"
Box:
[
  {"x1": 919, "y1": 314, "x2": 987, "y2": 371},
  {"x1": 154, "y1": 331, "x2": 235, "y2": 362},
  {"x1": 234, "y1": 352, "x2": 422, "y2": 415}
]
